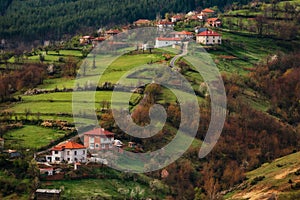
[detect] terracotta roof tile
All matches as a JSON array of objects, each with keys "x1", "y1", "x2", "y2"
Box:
[
  {"x1": 84, "y1": 128, "x2": 114, "y2": 136},
  {"x1": 202, "y1": 8, "x2": 215, "y2": 13},
  {"x1": 51, "y1": 141, "x2": 86, "y2": 151},
  {"x1": 197, "y1": 30, "x2": 221, "y2": 36}
]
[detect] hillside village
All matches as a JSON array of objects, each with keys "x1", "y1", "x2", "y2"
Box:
[
  {"x1": 0, "y1": 0, "x2": 299, "y2": 199},
  {"x1": 80, "y1": 8, "x2": 223, "y2": 47}
]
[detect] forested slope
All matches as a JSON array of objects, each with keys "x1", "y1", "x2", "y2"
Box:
[{"x1": 0, "y1": 0, "x2": 252, "y2": 41}]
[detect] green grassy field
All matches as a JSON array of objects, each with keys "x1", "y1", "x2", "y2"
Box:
[
  {"x1": 43, "y1": 178, "x2": 166, "y2": 199},
  {"x1": 3, "y1": 125, "x2": 65, "y2": 149},
  {"x1": 225, "y1": 152, "x2": 300, "y2": 199},
  {"x1": 7, "y1": 91, "x2": 141, "y2": 115}
]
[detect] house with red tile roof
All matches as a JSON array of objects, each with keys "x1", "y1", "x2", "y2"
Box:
[
  {"x1": 46, "y1": 141, "x2": 87, "y2": 164},
  {"x1": 155, "y1": 37, "x2": 182, "y2": 48},
  {"x1": 105, "y1": 29, "x2": 121, "y2": 36},
  {"x1": 157, "y1": 20, "x2": 174, "y2": 31},
  {"x1": 133, "y1": 19, "x2": 151, "y2": 26},
  {"x1": 171, "y1": 14, "x2": 184, "y2": 23},
  {"x1": 207, "y1": 18, "x2": 222, "y2": 27},
  {"x1": 79, "y1": 35, "x2": 94, "y2": 44},
  {"x1": 84, "y1": 128, "x2": 114, "y2": 151},
  {"x1": 199, "y1": 8, "x2": 215, "y2": 20},
  {"x1": 202, "y1": 8, "x2": 215, "y2": 14},
  {"x1": 196, "y1": 30, "x2": 222, "y2": 45},
  {"x1": 171, "y1": 30, "x2": 194, "y2": 39}
]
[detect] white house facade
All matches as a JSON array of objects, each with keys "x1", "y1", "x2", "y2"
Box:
[
  {"x1": 155, "y1": 37, "x2": 182, "y2": 48},
  {"x1": 46, "y1": 141, "x2": 87, "y2": 164},
  {"x1": 196, "y1": 30, "x2": 222, "y2": 45}
]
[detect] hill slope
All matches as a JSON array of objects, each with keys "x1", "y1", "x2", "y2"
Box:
[{"x1": 226, "y1": 152, "x2": 300, "y2": 200}]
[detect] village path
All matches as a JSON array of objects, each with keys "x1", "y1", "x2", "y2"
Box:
[{"x1": 169, "y1": 41, "x2": 188, "y2": 68}]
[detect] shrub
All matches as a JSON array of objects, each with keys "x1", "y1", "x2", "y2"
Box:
[{"x1": 250, "y1": 176, "x2": 265, "y2": 185}]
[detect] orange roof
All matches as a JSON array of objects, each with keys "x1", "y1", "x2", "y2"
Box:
[
  {"x1": 172, "y1": 14, "x2": 184, "y2": 19},
  {"x1": 0, "y1": 138, "x2": 4, "y2": 141},
  {"x1": 84, "y1": 128, "x2": 114, "y2": 136},
  {"x1": 82, "y1": 36, "x2": 94, "y2": 39},
  {"x1": 93, "y1": 37, "x2": 106, "y2": 41},
  {"x1": 197, "y1": 30, "x2": 221, "y2": 36},
  {"x1": 105, "y1": 29, "x2": 120, "y2": 34},
  {"x1": 157, "y1": 21, "x2": 174, "y2": 25},
  {"x1": 52, "y1": 141, "x2": 86, "y2": 151},
  {"x1": 156, "y1": 37, "x2": 181, "y2": 41},
  {"x1": 202, "y1": 8, "x2": 214, "y2": 13},
  {"x1": 189, "y1": 15, "x2": 199, "y2": 20},
  {"x1": 207, "y1": 18, "x2": 220, "y2": 22},
  {"x1": 134, "y1": 19, "x2": 151, "y2": 24},
  {"x1": 178, "y1": 30, "x2": 193, "y2": 35}
]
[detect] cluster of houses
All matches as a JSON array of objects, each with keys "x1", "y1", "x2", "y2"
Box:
[
  {"x1": 80, "y1": 8, "x2": 222, "y2": 48},
  {"x1": 43, "y1": 127, "x2": 126, "y2": 166}
]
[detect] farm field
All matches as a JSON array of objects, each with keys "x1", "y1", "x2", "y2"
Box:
[
  {"x1": 7, "y1": 91, "x2": 141, "y2": 115},
  {"x1": 3, "y1": 125, "x2": 65, "y2": 149}
]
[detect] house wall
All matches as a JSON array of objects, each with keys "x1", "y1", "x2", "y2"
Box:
[
  {"x1": 155, "y1": 40, "x2": 181, "y2": 48},
  {"x1": 196, "y1": 36, "x2": 221, "y2": 45},
  {"x1": 49, "y1": 148, "x2": 86, "y2": 164},
  {"x1": 63, "y1": 148, "x2": 86, "y2": 163},
  {"x1": 84, "y1": 135, "x2": 114, "y2": 150}
]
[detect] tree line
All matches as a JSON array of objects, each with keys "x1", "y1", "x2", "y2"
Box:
[{"x1": 0, "y1": 0, "x2": 255, "y2": 42}]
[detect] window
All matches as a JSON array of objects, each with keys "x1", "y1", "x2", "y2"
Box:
[
  {"x1": 101, "y1": 144, "x2": 105, "y2": 149},
  {"x1": 95, "y1": 144, "x2": 99, "y2": 148},
  {"x1": 74, "y1": 151, "x2": 77, "y2": 155},
  {"x1": 55, "y1": 157, "x2": 60, "y2": 161},
  {"x1": 90, "y1": 143, "x2": 95, "y2": 149},
  {"x1": 67, "y1": 158, "x2": 70, "y2": 161},
  {"x1": 109, "y1": 144, "x2": 112, "y2": 148},
  {"x1": 83, "y1": 150, "x2": 85, "y2": 154},
  {"x1": 55, "y1": 151, "x2": 58, "y2": 154},
  {"x1": 67, "y1": 151, "x2": 70, "y2": 155}
]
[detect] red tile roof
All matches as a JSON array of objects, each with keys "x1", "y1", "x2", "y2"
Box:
[
  {"x1": 157, "y1": 21, "x2": 174, "y2": 25},
  {"x1": 177, "y1": 30, "x2": 193, "y2": 35},
  {"x1": 172, "y1": 14, "x2": 184, "y2": 19},
  {"x1": 207, "y1": 18, "x2": 220, "y2": 22},
  {"x1": 105, "y1": 29, "x2": 120, "y2": 34},
  {"x1": 197, "y1": 30, "x2": 221, "y2": 36},
  {"x1": 134, "y1": 19, "x2": 151, "y2": 24},
  {"x1": 82, "y1": 36, "x2": 94, "y2": 39},
  {"x1": 156, "y1": 37, "x2": 182, "y2": 41},
  {"x1": 51, "y1": 141, "x2": 86, "y2": 151},
  {"x1": 202, "y1": 8, "x2": 215, "y2": 13},
  {"x1": 189, "y1": 15, "x2": 199, "y2": 20},
  {"x1": 84, "y1": 128, "x2": 114, "y2": 136},
  {"x1": 93, "y1": 37, "x2": 106, "y2": 41}
]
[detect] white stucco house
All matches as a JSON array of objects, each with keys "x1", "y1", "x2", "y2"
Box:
[
  {"x1": 155, "y1": 37, "x2": 182, "y2": 48},
  {"x1": 196, "y1": 30, "x2": 222, "y2": 45},
  {"x1": 46, "y1": 141, "x2": 87, "y2": 164}
]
